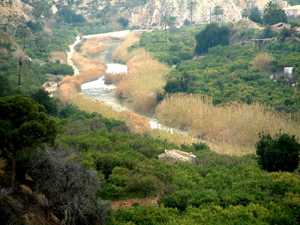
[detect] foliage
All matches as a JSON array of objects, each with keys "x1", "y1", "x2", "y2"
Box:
[
  {"x1": 42, "y1": 62, "x2": 74, "y2": 75},
  {"x1": 31, "y1": 89, "x2": 58, "y2": 115},
  {"x1": 287, "y1": 0, "x2": 300, "y2": 5},
  {"x1": 29, "y1": 149, "x2": 108, "y2": 225},
  {"x1": 249, "y1": 7, "x2": 263, "y2": 24},
  {"x1": 117, "y1": 17, "x2": 129, "y2": 28},
  {"x1": 164, "y1": 44, "x2": 300, "y2": 113},
  {"x1": 0, "y1": 96, "x2": 57, "y2": 187},
  {"x1": 155, "y1": 93, "x2": 300, "y2": 152},
  {"x1": 0, "y1": 96, "x2": 57, "y2": 157},
  {"x1": 256, "y1": 133, "x2": 300, "y2": 172},
  {"x1": 58, "y1": 7, "x2": 86, "y2": 24},
  {"x1": 195, "y1": 24, "x2": 230, "y2": 54},
  {"x1": 251, "y1": 52, "x2": 273, "y2": 72},
  {"x1": 138, "y1": 27, "x2": 198, "y2": 65},
  {"x1": 263, "y1": 2, "x2": 287, "y2": 25}
]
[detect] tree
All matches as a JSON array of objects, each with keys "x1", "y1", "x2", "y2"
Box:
[
  {"x1": 263, "y1": 2, "x2": 287, "y2": 25},
  {"x1": 249, "y1": 7, "x2": 263, "y2": 24},
  {"x1": 29, "y1": 150, "x2": 108, "y2": 225},
  {"x1": 195, "y1": 23, "x2": 230, "y2": 54},
  {"x1": 213, "y1": 6, "x2": 224, "y2": 23},
  {"x1": 187, "y1": 0, "x2": 197, "y2": 24},
  {"x1": 256, "y1": 133, "x2": 300, "y2": 172},
  {"x1": 117, "y1": 17, "x2": 129, "y2": 28},
  {"x1": 159, "y1": 0, "x2": 175, "y2": 30},
  {"x1": 31, "y1": 89, "x2": 58, "y2": 115},
  {"x1": 0, "y1": 96, "x2": 57, "y2": 186}
]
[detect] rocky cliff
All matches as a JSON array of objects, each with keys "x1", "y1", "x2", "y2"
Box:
[
  {"x1": 0, "y1": 0, "x2": 289, "y2": 29},
  {"x1": 128, "y1": 0, "x2": 285, "y2": 27}
]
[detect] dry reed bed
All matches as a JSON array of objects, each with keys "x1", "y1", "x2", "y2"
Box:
[
  {"x1": 72, "y1": 94, "x2": 199, "y2": 146},
  {"x1": 77, "y1": 37, "x2": 106, "y2": 57},
  {"x1": 155, "y1": 94, "x2": 300, "y2": 154},
  {"x1": 71, "y1": 94, "x2": 151, "y2": 134},
  {"x1": 113, "y1": 34, "x2": 170, "y2": 114},
  {"x1": 58, "y1": 38, "x2": 107, "y2": 103},
  {"x1": 113, "y1": 33, "x2": 140, "y2": 63}
]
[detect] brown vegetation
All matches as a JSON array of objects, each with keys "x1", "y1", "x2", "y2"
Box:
[
  {"x1": 0, "y1": 158, "x2": 6, "y2": 176},
  {"x1": 111, "y1": 196, "x2": 159, "y2": 210},
  {"x1": 155, "y1": 94, "x2": 300, "y2": 154},
  {"x1": 58, "y1": 38, "x2": 107, "y2": 103},
  {"x1": 105, "y1": 73, "x2": 126, "y2": 85},
  {"x1": 113, "y1": 33, "x2": 140, "y2": 62},
  {"x1": 78, "y1": 37, "x2": 106, "y2": 57},
  {"x1": 71, "y1": 94, "x2": 150, "y2": 134},
  {"x1": 49, "y1": 51, "x2": 67, "y2": 64},
  {"x1": 251, "y1": 52, "x2": 273, "y2": 72},
  {"x1": 113, "y1": 34, "x2": 170, "y2": 114}
]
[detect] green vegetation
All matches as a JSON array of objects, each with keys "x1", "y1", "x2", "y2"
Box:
[
  {"x1": 263, "y1": 2, "x2": 287, "y2": 25},
  {"x1": 1, "y1": 1, "x2": 300, "y2": 224},
  {"x1": 57, "y1": 7, "x2": 86, "y2": 24},
  {"x1": 53, "y1": 109, "x2": 299, "y2": 225},
  {"x1": 195, "y1": 23, "x2": 230, "y2": 54},
  {"x1": 249, "y1": 7, "x2": 263, "y2": 24},
  {"x1": 138, "y1": 27, "x2": 199, "y2": 65},
  {"x1": 164, "y1": 44, "x2": 300, "y2": 112},
  {"x1": 42, "y1": 62, "x2": 74, "y2": 75},
  {"x1": 0, "y1": 96, "x2": 56, "y2": 186},
  {"x1": 256, "y1": 133, "x2": 300, "y2": 172},
  {"x1": 139, "y1": 25, "x2": 300, "y2": 113},
  {"x1": 287, "y1": 0, "x2": 300, "y2": 6}
]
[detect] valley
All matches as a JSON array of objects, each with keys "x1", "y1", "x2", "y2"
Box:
[{"x1": 0, "y1": 0, "x2": 300, "y2": 225}]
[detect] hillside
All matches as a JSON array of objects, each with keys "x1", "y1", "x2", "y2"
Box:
[
  {"x1": 1, "y1": 0, "x2": 300, "y2": 225},
  {"x1": 0, "y1": 0, "x2": 290, "y2": 29}
]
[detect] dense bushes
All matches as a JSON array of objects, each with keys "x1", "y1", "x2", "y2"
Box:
[
  {"x1": 138, "y1": 27, "x2": 198, "y2": 65},
  {"x1": 43, "y1": 62, "x2": 74, "y2": 75},
  {"x1": 195, "y1": 23, "x2": 230, "y2": 54},
  {"x1": 256, "y1": 133, "x2": 300, "y2": 172},
  {"x1": 164, "y1": 45, "x2": 300, "y2": 112},
  {"x1": 263, "y1": 2, "x2": 287, "y2": 25},
  {"x1": 58, "y1": 7, "x2": 86, "y2": 24},
  {"x1": 29, "y1": 149, "x2": 109, "y2": 225}
]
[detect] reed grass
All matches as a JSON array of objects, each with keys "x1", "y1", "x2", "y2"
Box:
[
  {"x1": 155, "y1": 93, "x2": 300, "y2": 154},
  {"x1": 113, "y1": 34, "x2": 170, "y2": 114}
]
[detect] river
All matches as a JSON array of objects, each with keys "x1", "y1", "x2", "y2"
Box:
[{"x1": 67, "y1": 30, "x2": 190, "y2": 136}]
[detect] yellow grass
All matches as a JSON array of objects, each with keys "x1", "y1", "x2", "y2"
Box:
[
  {"x1": 155, "y1": 93, "x2": 300, "y2": 154},
  {"x1": 113, "y1": 33, "x2": 140, "y2": 62},
  {"x1": 58, "y1": 40, "x2": 106, "y2": 103},
  {"x1": 113, "y1": 34, "x2": 170, "y2": 114},
  {"x1": 71, "y1": 94, "x2": 151, "y2": 134},
  {"x1": 79, "y1": 37, "x2": 105, "y2": 57},
  {"x1": 72, "y1": 94, "x2": 124, "y2": 120},
  {"x1": 251, "y1": 52, "x2": 273, "y2": 72}
]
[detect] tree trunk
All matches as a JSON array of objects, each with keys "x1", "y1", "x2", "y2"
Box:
[{"x1": 11, "y1": 157, "x2": 16, "y2": 188}]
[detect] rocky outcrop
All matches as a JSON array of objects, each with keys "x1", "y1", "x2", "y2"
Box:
[
  {"x1": 128, "y1": 0, "x2": 277, "y2": 28},
  {"x1": 159, "y1": 149, "x2": 197, "y2": 164},
  {"x1": 0, "y1": 0, "x2": 290, "y2": 30}
]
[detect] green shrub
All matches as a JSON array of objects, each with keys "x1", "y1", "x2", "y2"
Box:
[
  {"x1": 195, "y1": 23, "x2": 230, "y2": 54},
  {"x1": 43, "y1": 62, "x2": 74, "y2": 75},
  {"x1": 256, "y1": 133, "x2": 300, "y2": 172},
  {"x1": 31, "y1": 89, "x2": 57, "y2": 115},
  {"x1": 263, "y1": 2, "x2": 287, "y2": 25}
]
